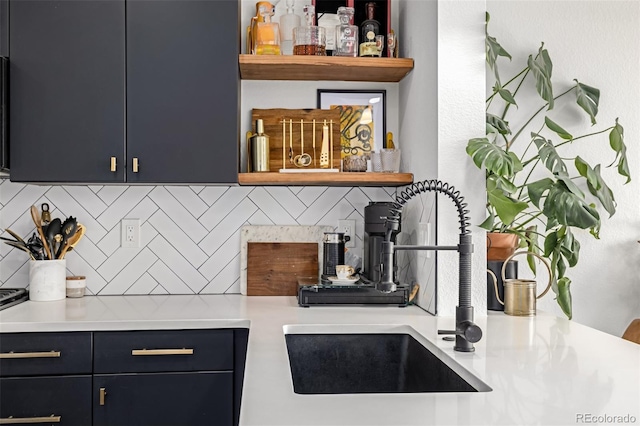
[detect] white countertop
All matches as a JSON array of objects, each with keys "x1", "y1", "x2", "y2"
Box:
[{"x1": 1, "y1": 295, "x2": 639, "y2": 426}]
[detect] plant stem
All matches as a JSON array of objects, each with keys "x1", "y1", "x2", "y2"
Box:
[
  {"x1": 508, "y1": 86, "x2": 576, "y2": 148},
  {"x1": 501, "y1": 69, "x2": 530, "y2": 121},
  {"x1": 486, "y1": 67, "x2": 529, "y2": 103},
  {"x1": 555, "y1": 127, "x2": 613, "y2": 149}
]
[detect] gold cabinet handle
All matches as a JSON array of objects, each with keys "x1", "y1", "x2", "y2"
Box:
[
  {"x1": 0, "y1": 415, "x2": 61, "y2": 424},
  {"x1": 99, "y1": 387, "x2": 107, "y2": 406},
  {"x1": 110, "y1": 157, "x2": 117, "y2": 172},
  {"x1": 0, "y1": 351, "x2": 60, "y2": 359},
  {"x1": 131, "y1": 348, "x2": 194, "y2": 356},
  {"x1": 132, "y1": 157, "x2": 139, "y2": 173}
]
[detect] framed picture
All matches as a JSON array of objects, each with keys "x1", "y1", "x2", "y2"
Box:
[{"x1": 317, "y1": 89, "x2": 386, "y2": 157}]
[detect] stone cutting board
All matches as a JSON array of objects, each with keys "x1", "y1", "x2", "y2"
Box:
[{"x1": 240, "y1": 225, "x2": 334, "y2": 295}]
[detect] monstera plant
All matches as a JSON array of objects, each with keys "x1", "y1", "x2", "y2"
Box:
[{"x1": 467, "y1": 14, "x2": 631, "y2": 319}]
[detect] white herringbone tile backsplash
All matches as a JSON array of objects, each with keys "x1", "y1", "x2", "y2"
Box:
[{"x1": 0, "y1": 181, "x2": 399, "y2": 296}]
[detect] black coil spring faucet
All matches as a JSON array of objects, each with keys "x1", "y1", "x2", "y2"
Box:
[{"x1": 375, "y1": 179, "x2": 482, "y2": 352}]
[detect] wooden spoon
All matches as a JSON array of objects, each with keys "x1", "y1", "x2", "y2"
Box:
[
  {"x1": 59, "y1": 223, "x2": 85, "y2": 259},
  {"x1": 4, "y1": 228, "x2": 26, "y2": 244},
  {"x1": 31, "y1": 205, "x2": 52, "y2": 260}
]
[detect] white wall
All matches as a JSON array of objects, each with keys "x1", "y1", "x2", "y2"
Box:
[
  {"x1": 437, "y1": 0, "x2": 488, "y2": 316},
  {"x1": 486, "y1": 0, "x2": 640, "y2": 336}
]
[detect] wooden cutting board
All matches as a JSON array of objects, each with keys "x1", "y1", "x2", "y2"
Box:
[
  {"x1": 251, "y1": 108, "x2": 342, "y2": 171},
  {"x1": 247, "y1": 242, "x2": 318, "y2": 296}
]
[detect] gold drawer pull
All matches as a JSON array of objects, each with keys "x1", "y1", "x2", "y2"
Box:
[
  {"x1": 131, "y1": 348, "x2": 194, "y2": 356},
  {"x1": 0, "y1": 351, "x2": 60, "y2": 359},
  {"x1": 99, "y1": 387, "x2": 107, "y2": 406},
  {"x1": 0, "y1": 415, "x2": 61, "y2": 424},
  {"x1": 132, "y1": 157, "x2": 139, "y2": 173},
  {"x1": 110, "y1": 156, "x2": 117, "y2": 172}
]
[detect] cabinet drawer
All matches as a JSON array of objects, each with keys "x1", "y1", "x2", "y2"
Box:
[
  {"x1": 0, "y1": 376, "x2": 92, "y2": 425},
  {"x1": 94, "y1": 329, "x2": 233, "y2": 373},
  {"x1": 0, "y1": 332, "x2": 92, "y2": 377},
  {"x1": 93, "y1": 371, "x2": 233, "y2": 426}
]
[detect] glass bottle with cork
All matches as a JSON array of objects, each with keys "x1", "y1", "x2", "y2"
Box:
[
  {"x1": 335, "y1": 6, "x2": 358, "y2": 57},
  {"x1": 359, "y1": 2, "x2": 380, "y2": 57},
  {"x1": 278, "y1": 0, "x2": 300, "y2": 55}
]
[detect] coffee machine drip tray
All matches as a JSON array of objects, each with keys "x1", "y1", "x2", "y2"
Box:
[{"x1": 297, "y1": 278, "x2": 410, "y2": 307}]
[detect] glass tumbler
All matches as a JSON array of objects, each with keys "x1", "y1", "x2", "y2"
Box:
[
  {"x1": 293, "y1": 26, "x2": 326, "y2": 55},
  {"x1": 380, "y1": 148, "x2": 401, "y2": 172}
]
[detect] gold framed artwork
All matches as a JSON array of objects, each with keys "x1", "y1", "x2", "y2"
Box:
[{"x1": 317, "y1": 90, "x2": 387, "y2": 158}]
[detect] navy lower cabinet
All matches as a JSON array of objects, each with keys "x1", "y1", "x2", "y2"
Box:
[
  {"x1": 0, "y1": 376, "x2": 92, "y2": 425},
  {"x1": 0, "y1": 329, "x2": 249, "y2": 426},
  {"x1": 93, "y1": 372, "x2": 233, "y2": 426}
]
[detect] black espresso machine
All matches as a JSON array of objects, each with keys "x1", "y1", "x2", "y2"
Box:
[{"x1": 298, "y1": 202, "x2": 409, "y2": 307}]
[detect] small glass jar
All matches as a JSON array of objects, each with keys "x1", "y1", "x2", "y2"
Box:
[{"x1": 335, "y1": 7, "x2": 358, "y2": 57}]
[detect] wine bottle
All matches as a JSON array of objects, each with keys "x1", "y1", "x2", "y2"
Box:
[{"x1": 359, "y1": 2, "x2": 380, "y2": 57}]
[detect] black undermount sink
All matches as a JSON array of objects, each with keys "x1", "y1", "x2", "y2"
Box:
[{"x1": 284, "y1": 326, "x2": 491, "y2": 395}]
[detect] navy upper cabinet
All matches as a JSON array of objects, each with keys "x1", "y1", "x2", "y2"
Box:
[
  {"x1": 126, "y1": 0, "x2": 239, "y2": 183},
  {"x1": 9, "y1": 0, "x2": 126, "y2": 183},
  {"x1": 8, "y1": 0, "x2": 239, "y2": 184}
]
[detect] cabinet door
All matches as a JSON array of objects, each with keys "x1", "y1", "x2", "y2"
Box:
[
  {"x1": 94, "y1": 372, "x2": 233, "y2": 426},
  {"x1": 126, "y1": 0, "x2": 239, "y2": 183},
  {"x1": 0, "y1": 376, "x2": 92, "y2": 425},
  {"x1": 9, "y1": 0, "x2": 125, "y2": 183}
]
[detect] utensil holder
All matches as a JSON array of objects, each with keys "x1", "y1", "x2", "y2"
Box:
[{"x1": 29, "y1": 259, "x2": 66, "y2": 301}]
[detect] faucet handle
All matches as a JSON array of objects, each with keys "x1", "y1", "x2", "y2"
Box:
[{"x1": 438, "y1": 321, "x2": 482, "y2": 344}]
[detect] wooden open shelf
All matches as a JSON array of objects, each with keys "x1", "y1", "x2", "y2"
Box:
[
  {"x1": 239, "y1": 54, "x2": 414, "y2": 82},
  {"x1": 238, "y1": 172, "x2": 414, "y2": 187}
]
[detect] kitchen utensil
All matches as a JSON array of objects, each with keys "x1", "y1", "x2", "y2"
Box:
[
  {"x1": 46, "y1": 217, "x2": 62, "y2": 259},
  {"x1": 487, "y1": 251, "x2": 552, "y2": 316},
  {"x1": 41, "y1": 203, "x2": 51, "y2": 225},
  {"x1": 3, "y1": 240, "x2": 36, "y2": 260},
  {"x1": 31, "y1": 205, "x2": 52, "y2": 260},
  {"x1": 293, "y1": 119, "x2": 312, "y2": 167},
  {"x1": 59, "y1": 223, "x2": 85, "y2": 259},
  {"x1": 320, "y1": 122, "x2": 329, "y2": 168},
  {"x1": 27, "y1": 232, "x2": 46, "y2": 260},
  {"x1": 4, "y1": 228, "x2": 26, "y2": 244},
  {"x1": 246, "y1": 242, "x2": 318, "y2": 296},
  {"x1": 56, "y1": 217, "x2": 77, "y2": 259}
]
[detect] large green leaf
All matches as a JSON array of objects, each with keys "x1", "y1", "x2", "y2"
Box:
[
  {"x1": 608, "y1": 119, "x2": 631, "y2": 184},
  {"x1": 555, "y1": 277, "x2": 572, "y2": 319},
  {"x1": 544, "y1": 116, "x2": 573, "y2": 140},
  {"x1": 574, "y1": 80, "x2": 600, "y2": 125},
  {"x1": 527, "y1": 46, "x2": 554, "y2": 109},
  {"x1": 543, "y1": 231, "x2": 558, "y2": 257},
  {"x1": 556, "y1": 174, "x2": 584, "y2": 198},
  {"x1": 498, "y1": 88, "x2": 517, "y2": 106},
  {"x1": 487, "y1": 174, "x2": 517, "y2": 194},
  {"x1": 532, "y1": 134, "x2": 567, "y2": 174},
  {"x1": 478, "y1": 211, "x2": 496, "y2": 231},
  {"x1": 575, "y1": 157, "x2": 616, "y2": 217},
  {"x1": 527, "y1": 178, "x2": 554, "y2": 208},
  {"x1": 466, "y1": 138, "x2": 521, "y2": 176},
  {"x1": 559, "y1": 229, "x2": 580, "y2": 268},
  {"x1": 485, "y1": 13, "x2": 511, "y2": 84},
  {"x1": 487, "y1": 188, "x2": 529, "y2": 226},
  {"x1": 542, "y1": 181, "x2": 600, "y2": 229},
  {"x1": 486, "y1": 113, "x2": 511, "y2": 135}
]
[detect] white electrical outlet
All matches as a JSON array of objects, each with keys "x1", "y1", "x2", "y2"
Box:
[
  {"x1": 338, "y1": 219, "x2": 356, "y2": 248},
  {"x1": 121, "y1": 219, "x2": 140, "y2": 248}
]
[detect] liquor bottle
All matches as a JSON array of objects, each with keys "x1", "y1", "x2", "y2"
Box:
[
  {"x1": 254, "y1": 2, "x2": 281, "y2": 55},
  {"x1": 359, "y1": 2, "x2": 380, "y2": 57},
  {"x1": 334, "y1": 6, "x2": 358, "y2": 57},
  {"x1": 278, "y1": 0, "x2": 300, "y2": 55}
]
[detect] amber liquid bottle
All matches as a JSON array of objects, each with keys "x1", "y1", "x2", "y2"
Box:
[{"x1": 359, "y1": 2, "x2": 380, "y2": 57}]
